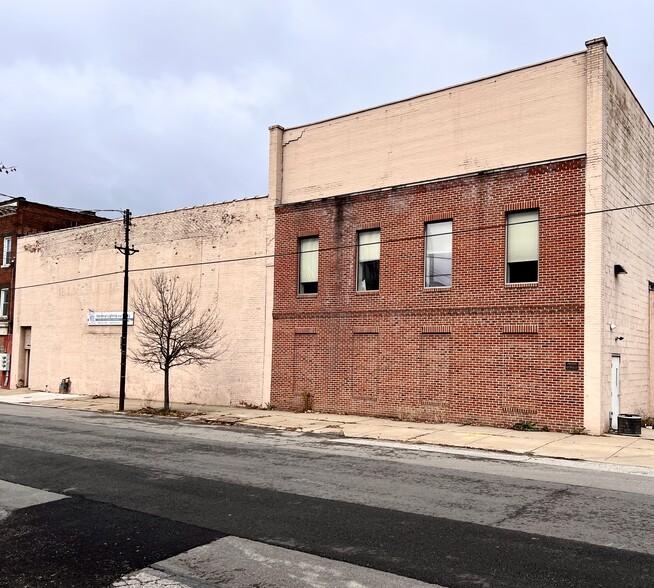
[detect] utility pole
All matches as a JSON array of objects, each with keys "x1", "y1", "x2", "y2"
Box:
[{"x1": 115, "y1": 209, "x2": 138, "y2": 411}]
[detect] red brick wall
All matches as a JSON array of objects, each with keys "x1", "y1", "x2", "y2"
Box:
[{"x1": 271, "y1": 158, "x2": 586, "y2": 432}]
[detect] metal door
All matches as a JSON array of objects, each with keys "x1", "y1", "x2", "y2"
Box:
[{"x1": 611, "y1": 355, "x2": 620, "y2": 430}]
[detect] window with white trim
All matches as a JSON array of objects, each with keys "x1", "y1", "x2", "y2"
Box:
[
  {"x1": 298, "y1": 236, "x2": 319, "y2": 294},
  {"x1": 425, "y1": 220, "x2": 452, "y2": 288},
  {"x1": 506, "y1": 209, "x2": 539, "y2": 283},
  {"x1": 2, "y1": 237, "x2": 11, "y2": 267},
  {"x1": 357, "y1": 229, "x2": 380, "y2": 291},
  {"x1": 0, "y1": 288, "x2": 9, "y2": 318}
]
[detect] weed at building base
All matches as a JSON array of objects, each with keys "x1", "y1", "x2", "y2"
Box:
[{"x1": 300, "y1": 391, "x2": 314, "y2": 413}]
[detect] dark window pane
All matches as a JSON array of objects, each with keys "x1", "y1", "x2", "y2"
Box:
[
  {"x1": 507, "y1": 261, "x2": 538, "y2": 283},
  {"x1": 300, "y1": 281, "x2": 318, "y2": 294},
  {"x1": 426, "y1": 253, "x2": 452, "y2": 287},
  {"x1": 360, "y1": 260, "x2": 379, "y2": 291}
]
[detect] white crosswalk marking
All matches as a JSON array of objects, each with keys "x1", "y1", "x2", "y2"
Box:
[
  {"x1": 114, "y1": 536, "x2": 444, "y2": 587},
  {"x1": 112, "y1": 570, "x2": 192, "y2": 587},
  {"x1": 0, "y1": 480, "x2": 67, "y2": 520}
]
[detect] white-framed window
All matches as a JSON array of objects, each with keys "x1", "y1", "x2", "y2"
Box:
[
  {"x1": 2, "y1": 236, "x2": 11, "y2": 267},
  {"x1": 357, "y1": 229, "x2": 380, "y2": 291},
  {"x1": 0, "y1": 288, "x2": 9, "y2": 318},
  {"x1": 425, "y1": 220, "x2": 452, "y2": 288},
  {"x1": 506, "y1": 209, "x2": 539, "y2": 283},
  {"x1": 298, "y1": 236, "x2": 319, "y2": 294}
]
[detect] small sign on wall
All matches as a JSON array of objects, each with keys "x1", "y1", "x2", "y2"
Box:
[
  {"x1": 565, "y1": 361, "x2": 580, "y2": 372},
  {"x1": 87, "y1": 311, "x2": 134, "y2": 326}
]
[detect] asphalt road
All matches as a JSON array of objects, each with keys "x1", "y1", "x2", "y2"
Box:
[{"x1": 1, "y1": 403, "x2": 654, "y2": 587}]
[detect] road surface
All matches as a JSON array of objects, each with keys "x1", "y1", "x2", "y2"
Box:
[{"x1": 1, "y1": 403, "x2": 654, "y2": 587}]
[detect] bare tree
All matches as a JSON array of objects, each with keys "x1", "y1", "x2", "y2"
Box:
[
  {"x1": 130, "y1": 272, "x2": 225, "y2": 411},
  {"x1": 0, "y1": 163, "x2": 16, "y2": 174}
]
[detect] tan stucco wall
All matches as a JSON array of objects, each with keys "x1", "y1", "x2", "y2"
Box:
[
  {"x1": 12, "y1": 197, "x2": 272, "y2": 407},
  {"x1": 276, "y1": 53, "x2": 587, "y2": 204}
]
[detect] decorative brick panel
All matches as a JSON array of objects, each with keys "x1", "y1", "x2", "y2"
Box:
[
  {"x1": 422, "y1": 325, "x2": 452, "y2": 334},
  {"x1": 501, "y1": 324, "x2": 539, "y2": 334},
  {"x1": 353, "y1": 326, "x2": 379, "y2": 334}
]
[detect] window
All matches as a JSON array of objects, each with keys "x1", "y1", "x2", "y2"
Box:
[
  {"x1": 0, "y1": 288, "x2": 8, "y2": 318},
  {"x1": 298, "y1": 236, "x2": 318, "y2": 294},
  {"x1": 357, "y1": 229, "x2": 380, "y2": 291},
  {"x1": 425, "y1": 220, "x2": 452, "y2": 287},
  {"x1": 506, "y1": 209, "x2": 539, "y2": 283},
  {"x1": 2, "y1": 237, "x2": 11, "y2": 267}
]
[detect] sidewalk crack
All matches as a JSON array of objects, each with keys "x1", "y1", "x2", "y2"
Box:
[{"x1": 603, "y1": 438, "x2": 638, "y2": 462}]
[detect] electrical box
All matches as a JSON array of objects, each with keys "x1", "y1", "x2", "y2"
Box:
[{"x1": 0, "y1": 353, "x2": 10, "y2": 371}]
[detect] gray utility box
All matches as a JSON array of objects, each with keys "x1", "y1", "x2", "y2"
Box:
[{"x1": 617, "y1": 414, "x2": 642, "y2": 436}]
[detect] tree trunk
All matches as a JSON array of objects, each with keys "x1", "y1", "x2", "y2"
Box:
[{"x1": 163, "y1": 367, "x2": 170, "y2": 412}]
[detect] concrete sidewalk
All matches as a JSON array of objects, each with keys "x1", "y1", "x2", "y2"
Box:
[{"x1": 2, "y1": 390, "x2": 654, "y2": 469}]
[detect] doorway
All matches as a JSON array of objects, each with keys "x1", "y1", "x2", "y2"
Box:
[
  {"x1": 611, "y1": 355, "x2": 620, "y2": 430},
  {"x1": 18, "y1": 327, "x2": 31, "y2": 388}
]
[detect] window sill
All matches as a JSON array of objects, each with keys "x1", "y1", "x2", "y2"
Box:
[
  {"x1": 0, "y1": 264, "x2": 9, "y2": 269},
  {"x1": 297, "y1": 293, "x2": 318, "y2": 299},
  {"x1": 355, "y1": 290, "x2": 379, "y2": 295},
  {"x1": 423, "y1": 286, "x2": 452, "y2": 292},
  {"x1": 505, "y1": 282, "x2": 539, "y2": 289}
]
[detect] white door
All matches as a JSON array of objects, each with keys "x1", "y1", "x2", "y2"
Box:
[{"x1": 611, "y1": 355, "x2": 620, "y2": 430}]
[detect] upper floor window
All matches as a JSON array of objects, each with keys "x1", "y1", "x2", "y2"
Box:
[
  {"x1": 298, "y1": 236, "x2": 318, "y2": 294},
  {"x1": 0, "y1": 288, "x2": 9, "y2": 318},
  {"x1": 2, "y1": 237, "x2": 11, "y2": 267},
  {"x1": 357, "y1": 229, "x2": 380, "y2": 291},
  {"x1": 425, "y1": 220, "x2": 452, "y2": 288},
  {"x1": 506, "y1": 209, "x2": 539, "y2": 283}
]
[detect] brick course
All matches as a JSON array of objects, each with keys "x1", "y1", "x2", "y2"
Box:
[{"x1": 271, "y1": 158, "x2": 586, "y2": 432}]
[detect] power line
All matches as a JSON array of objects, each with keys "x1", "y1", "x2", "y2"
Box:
[
  {"x1": 13, "y1": 199, "x2": 654, "y2": 291},
  {"x1": 16, "y1": 270, "x2": 123, "y2": 289},
  {"x1": 54, "y1": 207, "x2": 123, "y2": 216}
]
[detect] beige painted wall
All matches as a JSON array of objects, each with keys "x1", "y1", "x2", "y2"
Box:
[
  {"x1": 583, "y1": 39, "x2": 654, "y2": 434},
  {"x1": 583, "y1": 40, "x2": 608, "y2": 434},
  {"x1": 12, "y1": 197, "x2": 272, "y2": 407},
  {"x1": 600, "y1": 56, "x2": 654, "y2": 424},
  {"x1": 277, "y1": 53, "x2": 587, "y2": 204},
  {"x1": 651, "y1": 287, "x2": 654, "y2": 414}
]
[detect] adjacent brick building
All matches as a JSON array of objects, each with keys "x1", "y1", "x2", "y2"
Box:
[
  {"x1": 0, "y1": 197, "x2": 104, "y2": 387},
  {"x1": 269, "y1": 38, "x2": 654, "y2": 434}
]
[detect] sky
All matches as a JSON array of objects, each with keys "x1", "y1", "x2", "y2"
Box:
[{"x1": 1, "y1": 1, "x2": 653, "y2": 218}]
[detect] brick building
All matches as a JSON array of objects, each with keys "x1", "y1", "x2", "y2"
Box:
[
  {"x1": 0, "y1": 197, "x2": 104, "y2": 387},
  {"x1": 269, "y1": 38, "x2": 654, "y2": 434}
]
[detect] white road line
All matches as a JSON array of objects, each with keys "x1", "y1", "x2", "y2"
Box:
[{"x1": 0, "y1": 392, "x2": 83, "y2": 404}]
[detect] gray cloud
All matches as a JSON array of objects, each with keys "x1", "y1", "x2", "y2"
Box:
[{"x1": 1, "y1": 0, "x2": 652, "y2": 215}]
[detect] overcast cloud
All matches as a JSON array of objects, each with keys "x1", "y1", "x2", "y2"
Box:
[{"x1": 1, "y1": 1, "x2": 652, "y2": 217}]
